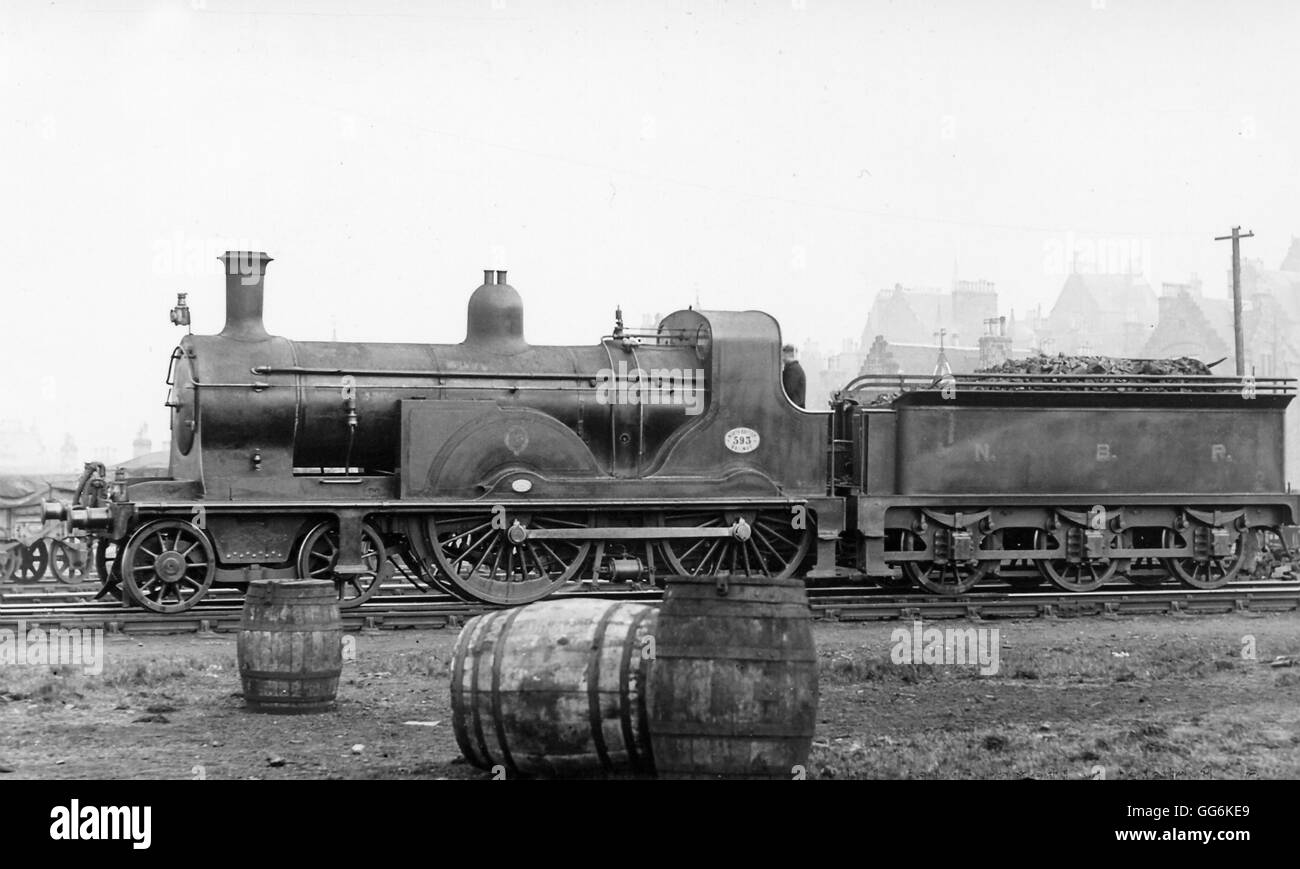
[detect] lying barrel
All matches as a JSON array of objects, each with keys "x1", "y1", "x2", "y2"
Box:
[
  {"x1": 237, "y1": 579, "x2": 343, "y2": 714},
  {"x1": 451, "y1": 598, "x2": 658, "y2": 778},
  {"x1": 649, "y1": 576, "x2": 819, "y2": 780}
]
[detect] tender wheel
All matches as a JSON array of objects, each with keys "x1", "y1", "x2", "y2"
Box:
[
  {"x1": 50, "y1": 537, "x2": 91, "y2": 584},
  {"x1": 1126, "y1": 568, "x2": 1168, "y2": 588},
  {"x1": 898, "y1": 530, "x2": 991, "y2": 595},
  {"x1": 1126, "y1": 556, "x2": 1168, "y2": 588},
  {"x1": 19, "y1": 540, "x2": 49, "y2": 581},
  {"x1": 121, "y1": 520, "x2": 216, "y2": 614},
  {"x1": 0, "y1": 543, "x2": 21, "y2": 582},
  {"x1": 1003, "y1": 571, "x2": 1045, "y2": 590},
  {"x1": 1124, "y1": 528, "x2": 1169, "y2": 587},
  {"x1": 1162, "y1": 527, "x2": 1245, "y2": 590},
  {"x1": 428, "y1": 511, "x2": 592, "y2": 604},
  {"x1": 296, "y1": 522, "x2": 387, "y2": 609},
  {"x1": 983, "y1": 529, "x2": 1042, "y2": 589},
  {"x1": 877, "y1": 530, "x2": 919, "y2": 589},
  {"x1": 657, "y1": 508, "x2": 812, "y2": 579},
  {"x1": 1036, "y1": 554, "x2": 1114, "y2": 593},
  {"x1": 1035, "y1": 529, "x2": 1126, "y2": 593}
]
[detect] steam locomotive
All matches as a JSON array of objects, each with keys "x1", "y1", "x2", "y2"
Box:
[{"x1": 46, "y1": 251, "x2": 1300, "y2": 613}]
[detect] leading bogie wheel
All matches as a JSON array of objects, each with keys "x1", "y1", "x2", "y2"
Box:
[
  {"x1": 121, "y1": 520, "x2": 216, "y2": 614},
  {"x1": 296, "y1": 521, "x2": 388, "y2": 609}
]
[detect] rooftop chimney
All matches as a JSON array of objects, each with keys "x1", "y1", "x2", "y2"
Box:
[{"x1": 218, "y1": 251, "x2": 273, "y2": 341}]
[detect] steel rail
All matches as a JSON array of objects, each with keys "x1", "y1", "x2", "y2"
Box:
[{"x1": 1, "y1": 582, "x2": 1295, "y2": 633}]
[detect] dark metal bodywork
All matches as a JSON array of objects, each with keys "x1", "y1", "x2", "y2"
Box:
[
  {"x1": 107, "y1": 256, "x2": 834, "y2": 580},
  {"x1": 892, "y1": 390, "x2": 1286, "y2": 495},
  {"x1": 836, "y1": 374, "x2": 1300, "y2": 577}
]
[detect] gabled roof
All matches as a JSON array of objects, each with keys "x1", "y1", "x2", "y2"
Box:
[
  {"x1": 862, "y1": 286, "x2": 951, "y2": 346},
  {"x1": 1047, "y1": 273, "x2": 1159, "y2": 325},
  {"x1": 1141, "y1": 290, "x2": 1230, "y2": 361},
  {"x1": 1279, "y1": 237, "x2": 1300, "y2": 273},
  {"x1": 1243, "y1": 259, "x2": 1300, "y2": 323}
]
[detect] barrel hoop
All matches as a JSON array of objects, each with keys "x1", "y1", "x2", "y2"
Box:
[
  {"x1": 657, "y1": 604, "x2": 811, "y2": 618},
  {"x1": 244, "y1": 695, "x2": 334, "y2": 706},
  {"x1": 654, "y1": 646, "x2": 818, "y2": 663},
  {"x1": 469, "y1": 612, "x2": 501, "y2": 771},
  {"x1": 239, "y1": 623, "x2": 344, "y2": 633},
  {"x1": 263, "y1": 591, "x2": 338, "y2": 601},
  {"x1": 586, "y1": 602, "x2": 620, "y2": 772},
  {"x1": 620, "y1": 605, "x2": 654, "y2": 772},
  {"x1": 490, "y1": 607, "x2": 526, "y2": 775},
  {"x1": 650, "y1": 720, "x2": 815, "y2": 738},
  {"x1": 241, "y1": 670, "x2": 340, "y2": 681}
]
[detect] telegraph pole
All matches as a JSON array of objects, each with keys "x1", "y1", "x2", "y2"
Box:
[{"x1": 1215, "y1": 226, "x2": 1254, "y2": 375}]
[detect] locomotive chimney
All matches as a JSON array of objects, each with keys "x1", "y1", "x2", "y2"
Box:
[{"x1": 218, "y1": 251, "x2": 273, "y2": 341}]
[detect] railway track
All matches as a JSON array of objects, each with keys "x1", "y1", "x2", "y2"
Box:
[{"x1": 1, "y1": 579, "x2": 1296, "y2": 634}]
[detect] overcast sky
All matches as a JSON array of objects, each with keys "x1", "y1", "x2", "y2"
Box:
[{"x1": 2, "y1": 0, "x2": 1298, "y2": 466}]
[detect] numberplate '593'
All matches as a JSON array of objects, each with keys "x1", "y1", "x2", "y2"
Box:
[{"x1": 724, "y1": 427, "x2": 760, "y2": 453}]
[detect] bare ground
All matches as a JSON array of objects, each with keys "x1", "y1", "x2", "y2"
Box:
[{"x1": 0, "y1": 613, "x2": 1297, "y2": 780}]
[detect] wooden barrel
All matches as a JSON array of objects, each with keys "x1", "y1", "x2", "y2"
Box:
[
  {"x1": 451, "y1": 598, "x2": 658, "y2": 778},
  {"x1": 648, "y1": 576, "x2": 819, "y2": 780},
  {"x1": 237, "y1": 579, "x2": 343, "y2": 714}
]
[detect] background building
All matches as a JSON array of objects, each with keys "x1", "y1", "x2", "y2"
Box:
[
  {"x1": 800, "y1": 277, "x2": 1030, "y2": 408},
  {"x1": 1142, "y1": 277, "x2": 1232, "y2": 363},
  {"x1": 1036, "y1": 271, "x2": 1158, "y2": 357}
]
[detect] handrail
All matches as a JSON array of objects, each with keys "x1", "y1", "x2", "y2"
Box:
[{"x1": 838, "y1": 372, "x2": 1297, "y2": 397}]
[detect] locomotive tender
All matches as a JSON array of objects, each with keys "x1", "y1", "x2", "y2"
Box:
[
  {"x1": 47, "y1": 251, "x2": 1300, "y2": 612},
  {"x1": 836, "y1": 371, "x2": 1299, "y2": 594}
]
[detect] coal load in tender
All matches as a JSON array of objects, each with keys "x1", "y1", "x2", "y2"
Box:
[{"x1": 977, "y1": 353, "x2": 1215, "y2": 376}]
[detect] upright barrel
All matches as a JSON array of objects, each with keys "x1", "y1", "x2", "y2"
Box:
[
  {"x1": 648, "y1": 576, "x2": 818, "y2": 780},
  {"x1": 451, "y1": 598, "x2": 658, "y2": 778},
  {"x1": 237, "y1": 579, "x2": 343, "y2": 714}
]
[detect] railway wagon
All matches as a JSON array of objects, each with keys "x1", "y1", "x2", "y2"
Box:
[
  {"x1": 48, "y1": 252, "x2": 839, "y2": 613},
  {"x1": 834, "y1": 373, "x2": 1300, "y2": 593},
  {"x1": 1, "y1": 473, "x2": 92, "y2": 583}
]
